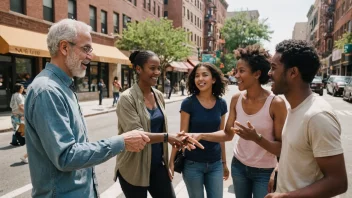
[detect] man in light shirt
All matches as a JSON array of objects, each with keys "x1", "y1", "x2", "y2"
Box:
[{"x1": 265, "y1": 40, "x2": 348, "y2": 198}]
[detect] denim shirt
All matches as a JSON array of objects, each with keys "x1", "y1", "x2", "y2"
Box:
[{"x1": 25, "y1": 63, "x2": 125, "y2": 198}]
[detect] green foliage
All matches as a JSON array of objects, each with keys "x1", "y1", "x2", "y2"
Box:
[
  {"x1": 334, "y1": 32, "x2": 352, "y2": 49},
  {"x1": 116, "y1": 18, "x2": 192, "y2": 67},
  {"x1": 214, "y1": 53, "x2": 237, "y2": 74},
  {"x1": 221, "y1": 12, "x2": 273, "y2": 52}
]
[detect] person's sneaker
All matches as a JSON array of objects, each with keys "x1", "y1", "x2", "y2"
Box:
[{"x1": 20, "y1": 157, "x2": 28, "y2": 164}]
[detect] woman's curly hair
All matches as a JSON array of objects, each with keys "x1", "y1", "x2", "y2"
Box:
[
  {"x1": 187, "y1": 62, "x2": 228, "y2": 97},
  {"x1": 234, "y1": 44, "x2": 271, "y2": 85}
]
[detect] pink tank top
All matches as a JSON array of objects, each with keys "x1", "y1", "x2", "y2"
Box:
[{"x1": 233, "y1": 92, "x2": 277, "y2": 168}]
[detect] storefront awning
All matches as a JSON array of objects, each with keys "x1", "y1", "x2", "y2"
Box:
[
  {"x1": 181, "y1": 62, "x2": 194, "y2": 70},
  {"x1": 188, "y1": 59, "x2": 200, "y2": 67},
  {"x1": 92, "y1": 43, "x2": 130, "y2": 64},
  {"x1": 169, "y1": 61, "x2": 188, "y2": 72},
  {"x1": 0, "y1": 25, "x2": 130, "y2": 64},
  {"x1": 0, "y1": 25, "x2": 50, "y2": 57}
]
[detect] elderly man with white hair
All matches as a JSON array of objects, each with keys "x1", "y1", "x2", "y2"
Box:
[{"x1": 24, "y1": 19, "x2": 151, "y2": 198}]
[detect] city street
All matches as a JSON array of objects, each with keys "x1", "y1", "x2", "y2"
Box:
[{"x1": 0, "y1": 85, "x2": 352, "y2": 198}]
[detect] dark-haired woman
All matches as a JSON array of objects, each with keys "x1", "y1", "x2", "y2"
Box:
[
  {"x1": 228, "y1": 45, "x2": 287, "y2": 198},
  {"x1": 113, "y1": 50, "x2": 203, "y2": 198},
  {"x1": 169, "y1": 62, "x2": 229, "y2": 198}
]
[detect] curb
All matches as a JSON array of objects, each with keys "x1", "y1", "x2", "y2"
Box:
[{"x1": 0, "y1": 97, "x2": 185, "y2": 133}]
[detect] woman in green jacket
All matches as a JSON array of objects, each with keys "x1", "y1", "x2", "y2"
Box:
[{"x1": 114, "y1": 50, "x2": 202, "y2": 198}]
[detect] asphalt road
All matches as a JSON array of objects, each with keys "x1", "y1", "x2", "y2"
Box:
[{"x1": 0, "y1": 85, "x2": 351, "y2": 198}]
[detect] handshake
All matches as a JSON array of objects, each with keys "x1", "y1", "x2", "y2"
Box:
[{"x1": 121, "y1": 130, "x2": 204, "y2": 152}]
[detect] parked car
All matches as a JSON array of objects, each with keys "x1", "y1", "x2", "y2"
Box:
[
  {"x1": 311, "y1": 76, "x2": 324, "y2": 96},
  {"x1": 342, "y1": 78, "x2": 352, "y2": 102},
  {"x1": 326, "y1": 76, "x2": 352, "y2": 96}
]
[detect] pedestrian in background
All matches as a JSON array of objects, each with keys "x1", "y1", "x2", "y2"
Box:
[
  {"x1": 164, "y1": 77, "x2": 170, "y2": 98},
  {"x1": 112, "y1": 76, "x2": 121, "y2": 107},
  {"x1": 9, "y1": 83, "x2": 25, "y2": 146},
  {"x1": 114, "y1": 50, "x2": 203, "y2": 198},
  {"x1": 180, "y1": 78, "x2": 186, "y2": 96},
  {"x1": 25, "y1": 19, "x2": 150, "y2": 198},
  {"x1": 169, "y1": 62, "x2": 228, "y2": 198},
  {"x1": 265, "y1": 40, "x2": 347, "y2": 198},
  {"x1": 98, "y1": 79, "x2": 105, "y2": 105},
  {"x1": 229, "y1": 45, "x2": 287, "y2": 198}
]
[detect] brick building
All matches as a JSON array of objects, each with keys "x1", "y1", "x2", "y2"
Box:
[
  {"x1": 0, "y1": 0, "x2": 162, "y2": 111},
  {"x1": 164, "y1": 0, "x2": 204, "y2": 63},
  {"x1": 204, "y1": 0, "x2": 228, "y2": 53},
  {"x1": 331, "y1": 0, "x2": 352, "y2": 76},
  {"x1": 292, "y1": 22, "x2": 308, "y2": 40}
]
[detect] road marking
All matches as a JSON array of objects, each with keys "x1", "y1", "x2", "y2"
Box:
[
  {"x1": 343, "y1": 110, "x2": 352, "y2": 116},
  {"x1": 0, "y1": 184, "x2": 32, "y2": 198},
  {"x1": 335, "y1": 110, "x2": 347, "y2": 116},
  {"x1": 100, "y1": 181, "x2": 123, "y2": 198}
]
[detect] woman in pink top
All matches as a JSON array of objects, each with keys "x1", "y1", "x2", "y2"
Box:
[{"x1": 228, "y1": 45, "x2": 287, "y2": 198}]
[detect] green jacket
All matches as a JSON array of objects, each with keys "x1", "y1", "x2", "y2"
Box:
[{"x1": 114, "y1": 83, "x2": 169, "y2": 186}]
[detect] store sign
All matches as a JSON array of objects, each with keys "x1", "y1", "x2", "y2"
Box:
[
  {"x1": 14, "y1": 47, "x2": 41, "y2": 56},
  {"x1": 344, "y1": 44, "x2": 352, "y2": 53},
  {"x1": 202, "y1": 54, "x2": 216, "y2": 64},
  {"x1": 332, "y1": 49, "x2": 342, "y2": 61}
]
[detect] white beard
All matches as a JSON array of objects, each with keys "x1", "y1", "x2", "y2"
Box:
[{"x1": 66, "y1": 51, "x2": 86, "y2": 78}]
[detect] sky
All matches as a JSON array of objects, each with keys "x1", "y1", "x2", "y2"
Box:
[{"x1": 227, "y1": 0, "x2": 315, "y2": 54}]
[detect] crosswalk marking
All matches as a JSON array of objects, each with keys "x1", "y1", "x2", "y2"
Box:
[
  {"x1": 335, "y1": 110, "x2": 352, "y2": 116},
  {"x1": 343, "y1": 110, "x2": 352, "y2": 116}
]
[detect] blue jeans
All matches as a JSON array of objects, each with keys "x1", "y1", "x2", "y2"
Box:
[
  {"x1": 113, "y1": 92, "x2": 119, "y2": 105},
  {"x1": 182, "y1": 159, "x2": 223, "y2": 198},
  {"x1": 231, "y1": 156, "x2": 274, "y2": 198}
]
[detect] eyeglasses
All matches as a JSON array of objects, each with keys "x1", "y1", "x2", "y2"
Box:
[{"x1": 68, "y1": 41, "x2": 93, "y2": 54}]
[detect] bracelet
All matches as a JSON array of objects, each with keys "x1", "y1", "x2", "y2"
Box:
[{"x1": 163, "y1": 133, "x2": 168, "y2": 143}]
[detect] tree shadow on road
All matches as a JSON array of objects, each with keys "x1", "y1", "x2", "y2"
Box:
[
  {"x1": 0, "y1": 145, "x2": 21, "y2": 150},
  {"x1": 10, "y1": 162, "x2": 27, "y2": 167}
]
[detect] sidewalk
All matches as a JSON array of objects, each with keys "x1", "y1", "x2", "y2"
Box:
[{"x1": 0, "y1": 93, "x2": 187, "y2": 133}]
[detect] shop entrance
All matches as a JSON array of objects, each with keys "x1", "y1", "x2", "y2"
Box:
[{"x1": 0, "y1": 62, "x2": 13, "y2": 111}]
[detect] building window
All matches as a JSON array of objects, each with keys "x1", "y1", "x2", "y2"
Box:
[
  {"x1": 123, "y1": 14, "x2": 131, "y2": 29},
  {"x1": 191, "y1": 13, "x2": 193, "y2": 23},
  {"x1": 153, "y1": 1, "x2": 156, "y2": 15},
  {"x1": 187, "y1": 10, "x2": 189, "y2": 20},
  {"x1": 183, "y1": 6, "x2": 185, "y2": 16},
  {"x1": 200, "y1": 19, "x2": 202, "y2": 29},
  {"x1": 113, "y1": 12, "x2": 119, "y2": 34},
  {"x1": 10, "y1": 0, "x2": 25, "y2": 14},
  {"x1": 200, "y1": 3, "x2": 202, "y2": 11},
  {"x1": 89, "y1": 6, "x2": 97, "y2": 31},
  {"x1": 43, "y1": 0, "x2": 54, "y2": 22},
  {"x1": 68, "y1": 0, "x2": 76, "y2": 19},
  {"x1": 75, "y1": 62, "x2": 108, "y2": 96},
  {"x1": 164, "y1": 11, "x2": 168, "y2": 18},
  {"x1": 134, "y1": 0, "x2": 137, "y2": 6},
  {"x1": 101, "y1": 10, "x2": 107, "y2": 34},
  {"x1": 164, "y1": 0, "x2": 168, "y2": 4},
  {"x1": 148, "y1": 0, "x2": 151, "y2": 11},
  {"x1": 158, "y1": 6, "x2": 160, "y2": 17},
  {"x1": 191, "y1": 33, "x2": 193, "y2": 42},
  {"x1": 144, "y1": 0, "x2": 146, "y2": 8}
]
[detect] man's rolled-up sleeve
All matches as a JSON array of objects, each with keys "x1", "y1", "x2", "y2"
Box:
[{"x1": 31, "y1": 90, "x2": 125, "y2": 172}]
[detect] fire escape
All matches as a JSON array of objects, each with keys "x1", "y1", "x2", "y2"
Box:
[
  {"x1": 322, "y1": 0, "x2": 335, "y2": 58},
  {"x1": 204, "y1": 0, "x2": 217, "y2": 52}
]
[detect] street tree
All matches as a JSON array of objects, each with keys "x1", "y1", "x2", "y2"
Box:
[
  {"x1": 335, "y1": 32, "x2": 352, "y2": 49},
  {"x1": 116, "y1": 18, "x2": 192, "y2": 70},
  {"x1": 221, "y1": 12, "x2": 273, "y2": 52}
]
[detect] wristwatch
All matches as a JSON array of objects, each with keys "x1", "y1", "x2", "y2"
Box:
[
  {"x1": 163, "y1": 133, "x2": 168, "y2": 143},
  {"x1": 257, "y1": 133, "x2": 263, "y2": 142}
]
